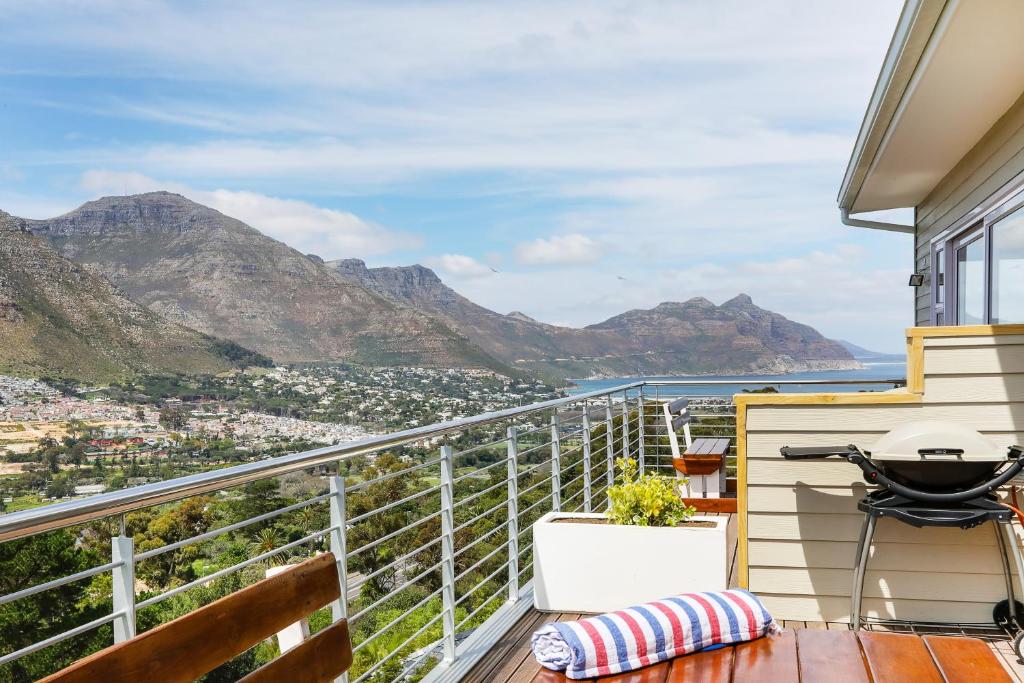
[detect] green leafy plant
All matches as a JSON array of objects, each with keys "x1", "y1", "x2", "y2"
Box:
[{"x1": 606, "y1": 458, "x2": 696, "y2": 527}]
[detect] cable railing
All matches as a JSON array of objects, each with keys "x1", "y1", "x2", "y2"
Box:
[{"x1": 0, "y1": 377, "x2": 904, "y2": 682}]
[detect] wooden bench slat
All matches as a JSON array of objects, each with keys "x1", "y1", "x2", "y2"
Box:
[
  {"x1": 732, "y1": 629, "x2": 798, "y2": 679},
  {"x1": 796, "y1": 629, "x2": 869, "y2": 683},
  {"x1": 666, "y1": 645, "x2": 733, "y2": 682},
  {"x1": 41, "y1": 553, "x2": 342, "y2": 683},
  {"x1": 241, "y1": 619, "x2": 352, "y2": 683},
  {"x1": 858, "y1": 631, "x2": 943, "y2": 683},
  {"x1": 923, "y1": 634, "x2": 1013, "y2": 683}
]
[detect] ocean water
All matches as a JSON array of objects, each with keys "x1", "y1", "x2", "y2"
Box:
[{"x1": 566, "y1": 361, "x2": 908, "y2": 397}]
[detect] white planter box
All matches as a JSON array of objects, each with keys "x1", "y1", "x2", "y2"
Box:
[{"x1": 532, "y1": 512, "x2": 728, "y2": 613}]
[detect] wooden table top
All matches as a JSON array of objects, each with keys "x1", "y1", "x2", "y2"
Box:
[{"x1": 529, "y1": 629, "x2": 1013, "y2": 682}]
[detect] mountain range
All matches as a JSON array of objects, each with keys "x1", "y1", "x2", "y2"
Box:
[
  {"x1": 4, "y1": 191, "x2": 859, "y2": 382},
  {"x1": 0, "y1": 209, "x2": 268, "y2": 382}
]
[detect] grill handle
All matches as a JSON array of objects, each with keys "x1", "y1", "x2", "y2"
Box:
[
  {"x1": 780, "y1": 445, "x2": 858, "y2": 460},
  {"x1": 851, "y1": 456, "x2": 1024, "y2": 504}
]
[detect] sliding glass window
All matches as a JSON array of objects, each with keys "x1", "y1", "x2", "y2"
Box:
[
  {"x1": 991, "y1": 206, "x2": 1024, "y2": 323},
  {"x1": 933, "y1": 195, "x2": 1024, "y2": 325}
]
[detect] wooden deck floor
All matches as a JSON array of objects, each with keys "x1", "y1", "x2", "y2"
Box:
[{"x1": 462, "y1": 511, "x2": 1024, "y2": 682}]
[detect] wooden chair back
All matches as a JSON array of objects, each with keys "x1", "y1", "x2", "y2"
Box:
[
  {"x1": 41, "y1": 552, "x2": 352, "y2": 683},
  {"x1": 662, "y1": 397, "x2": 693, "y2": 457}
]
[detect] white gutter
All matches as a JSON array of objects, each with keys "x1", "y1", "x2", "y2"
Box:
[
  {"x1": 840, "y1": 208, "x2": 915, "y2": 234},
  {"x1": 837, "y1": 0, "x2": 929, "y2": 211}
]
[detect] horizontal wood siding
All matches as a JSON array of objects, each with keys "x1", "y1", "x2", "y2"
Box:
[
  {"x1": 744, "y1": 331, "x2": 1024, "y2": 623},
  {"x1": 913, "y1": 92, "x2": 1024, "y2": 326}
]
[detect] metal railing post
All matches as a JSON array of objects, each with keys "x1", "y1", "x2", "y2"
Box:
[
  {"x1": 605, "y1": 396, "x2": 615, "y2": 507},
  {"x1": 621, "y1": 391, "x2": 631, "y2": 462},
  {"x1": 581, "y1": 406, "x2": 593, "y2": 513},
  {"x1": 506, "y1": 426, "x2": 520, "y2": 602},
  {"x1": 111, "y1": 535, "x2": 135, "y2": 643},
  {"x1": 637, "y1": 390, "x2": 646, "y2": 476},
  {"x1": 440, "y1": 445, "x2": 457, "y2": 664},
  {"x1": 550, "y1": 413, "x2": 562, "y2": 512},
  {"x1": 328, "y1": 475, "x2": 349, "y2": 683}
]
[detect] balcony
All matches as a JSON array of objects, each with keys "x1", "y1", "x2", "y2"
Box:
[{"x1": 15, "y1": 374, "x2": 1024, "y2": 683}]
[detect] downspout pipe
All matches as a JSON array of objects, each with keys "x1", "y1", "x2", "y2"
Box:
[{"x1": 840, "y1": 208, "x2": 915, "y2": 234}]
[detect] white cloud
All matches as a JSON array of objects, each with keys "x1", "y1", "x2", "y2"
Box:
[
  {"x1": 427, "y1": 254, "x2": 495, "y2": 279},
  {"x1": 516, "y1": 234, "x2": 604, "y2": 266},
  {"x1": 78, "y1": 170, "x2": 417, "y2": 258}
]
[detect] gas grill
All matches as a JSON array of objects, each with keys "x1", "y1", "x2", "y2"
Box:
[{"x1": 781, "y1": 421, "x2": 1024, "y2": 636}]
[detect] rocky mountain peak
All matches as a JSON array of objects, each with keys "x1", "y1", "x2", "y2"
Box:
[
  {"x1": 722, "y1": 293, "x2": 755, "y2": 308},
  {"x1": 507, "y1": 311, "x2": 538, "y2": 323}
]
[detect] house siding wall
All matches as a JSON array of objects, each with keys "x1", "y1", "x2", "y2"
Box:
[
  {"x1": 743, "y1": 329, "x2": 1024, "y2": 623},
  {"x1": 913, "y1": 91, "x2": 1024, "y2": 327}
]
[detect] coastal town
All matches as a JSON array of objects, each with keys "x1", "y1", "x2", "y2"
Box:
[{"x1": 0, "y1": 367, "x2": 559, "y2": 512}]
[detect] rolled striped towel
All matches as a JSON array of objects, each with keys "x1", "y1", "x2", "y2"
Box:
[{"x1": 531, "y1": 589, "x2": 777, "y2": 679}]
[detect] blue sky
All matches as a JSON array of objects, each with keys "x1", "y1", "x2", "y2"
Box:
[{"x1": 0, "y1": 1, "x2": 912, "y2": 352}]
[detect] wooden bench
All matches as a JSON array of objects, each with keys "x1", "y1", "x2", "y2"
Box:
[
  {"x1": 531, "y1": 629, "x2": 1012, "y2": 682},
  {"x1": 41, "y1": 553, "x2": 352, "y2": 683},
  {"x1": 663, "y1": 398, "x2": 730, "y2": 500}
]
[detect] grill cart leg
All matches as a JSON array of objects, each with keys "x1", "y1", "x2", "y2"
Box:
[
  {"x1": 995, "y1": 522, "x2": 1019, "y2": 625},
  {"x1": 851, "y1": 513, "x2": 876, "y2": 631}
]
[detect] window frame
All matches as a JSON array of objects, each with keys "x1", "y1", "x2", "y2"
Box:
[{"x1": 932, "y1": 189, "x2": 1024, "y2": 325}]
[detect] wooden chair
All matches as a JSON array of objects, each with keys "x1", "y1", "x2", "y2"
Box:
[
  {"x1": 663, "y1": 398, "x2": 729, "y2": 499},
  {"x1": 41, "y1": 553, "x2": 352, "y2": 683}
]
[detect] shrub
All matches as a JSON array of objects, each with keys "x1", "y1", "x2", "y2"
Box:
[{"x1": 606, "y1": 458, "x2": 695, "y2": 527}]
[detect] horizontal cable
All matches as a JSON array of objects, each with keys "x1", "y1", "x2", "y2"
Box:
[
  {"x1": 455, "y1": 579, "x2": 510, "y2": 631},
  {"x1": 137, "y1": 528, "x2": 334, "y2": 609},
  {"x1": 518, "y1": 560, "x2": 534, "y2": 577},
  {"x1": 517, "y1": 477, "x2": 551, "y2": 498},
  {"x1": 349, "y1": 484, "x2": 440, "y2": 524},
  {"x1": 455, "y1": 477, "x2": 508, "y2": 509},
  {"x1": 560, "y1": 470, "x2": 586, "y2": 491},
  {"x1": 452, "y1": 457, "x2": 508, "y2": 483},
  {"x1": 349, "y1": 561, "x2": 443, "y2": 622},
  {"x1": 515, "y1": 460, "x2": 551, "y2": 482},
  {"x1": 352, "y1": 586, "x2": 444, "y2": 655},
  {"x1": 453, "y1": 520, "x2": 508, "y2": 560},
  {"x1": 455, "y1": 540, "x2": 508, "y2": 584},
  {"x1": 562, "y1": 487, "x2": 586, "y2": 508},
  {"x1": 454, "y1": 497, "x2": 508, "y2": 535},
  {"x1": 347, "y1": 457, "x2": 442, "y2": 493},
  {"x1": 452, "y1": 435, "x2": 511, "y2": 461},
  {"x1": 349, "y1": 537, "x2": 441, "y2": 591},
  {"x1": 347, "y1": 509, "x2": 441, "y2": 559},
  {"x1": 0, "y1": 610, "x2": 124, "y2": 667},
  {"x1": 514, "y1": 441, "x2": 554, "y2": 459},
  {"x1": 0, "y1": 560, "x2": 122, "y2": 607},
  {"x1": 456, "y1": 558, "x2": 511, "y2": 608},
  {"x1": 512, "y1": 422, "x2": 552, "y2": 439},
  {"x1": 517, "y1": 493, "x2": 554, "y2": 520},
  {"x1": 352, "y1": 609, "x2": 445, "y2": 683},
  {"x1": 137, "y1": 493, "x2": 331, "y2": 562}
]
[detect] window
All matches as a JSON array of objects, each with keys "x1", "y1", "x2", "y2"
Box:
[
  {"x1": 932, "y1": 198, "x2": 1024, "y2": 325},
  {"x1": 991, "y1": 206, "x2": 1024, "y2": 323},
  {"x1": 955, "y1": 229, "x2": 985, "y2": 324}
]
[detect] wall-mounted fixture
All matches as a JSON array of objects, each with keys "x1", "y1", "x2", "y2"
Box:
[{"x1": 908, "y1": 273, "x2": 924, "y2": 287}]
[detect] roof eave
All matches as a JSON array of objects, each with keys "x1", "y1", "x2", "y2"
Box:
[{"x1": 837, "y1": 0, "x2": 948, "y2": 213}]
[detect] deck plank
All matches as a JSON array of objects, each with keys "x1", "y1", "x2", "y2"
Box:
[
  {"x1": 462, "y1": 610, "x2": 550, "y2": 683},
  {"x1": 731, "y1": 628, "x2": 798, "y2": 680},
  {"x1": 665, "y1": 646, "x2": 733, "y2": 683},
  {"x1": 796, "y1": 629, "x2": 869, "y2": 683},
  {"x1": 506, "y1": 613, "x2": 580, "y2": 683},
  {"x1": 858, "y1": 631, "x2": 943, "y2": 683},
  {"x1": 923, "y1": 635, "x2": 1014, "y2": 682}
]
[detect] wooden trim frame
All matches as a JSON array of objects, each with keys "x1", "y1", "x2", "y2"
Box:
[
  {"x1": 905, "y1": 323, "x2": 1024, "y2": 392},
  {"x1": 733, "y1": 322, "x2": 1024, "y2": 593}
]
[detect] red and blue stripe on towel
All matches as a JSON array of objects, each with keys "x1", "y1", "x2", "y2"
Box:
[{"x1": 530, "y1": 589, "x2": 778, "y2": 680}]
